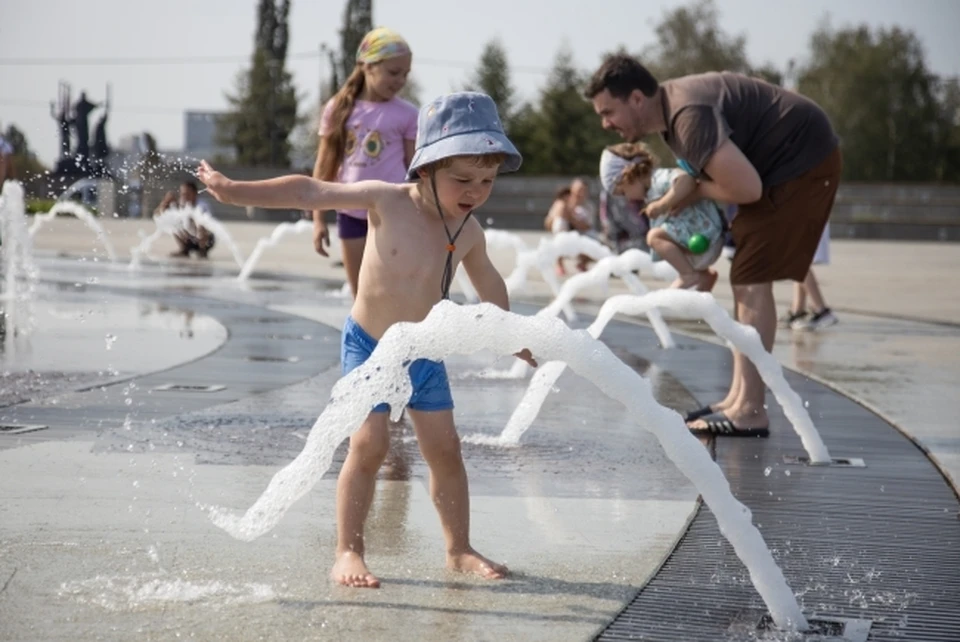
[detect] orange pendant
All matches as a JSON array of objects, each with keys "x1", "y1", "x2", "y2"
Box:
[{"x1": 446, "y1": 243, "x2": 456, "y2": 252}]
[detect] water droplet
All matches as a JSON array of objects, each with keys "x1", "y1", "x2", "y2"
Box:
[
  {"x1": 784, "y1": 469, "x2": 791, "y2": 477},
  {"x1": 764, "y1": 466, "x2": 772, "y2": 476},
  {"x1": 124, "y1": 398, "x2": 133, "y2": 406},
  {"x1": 105, "y1": 333, "x2": 117, "y2": 350}
]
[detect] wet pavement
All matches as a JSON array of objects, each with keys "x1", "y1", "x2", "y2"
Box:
[
  {"x1": 0, "y1": 217, "x2": 957, "y2": 641},
  {"x1": 2, "y1": 285, "x2": 226, "y2": 407},
  {"x1": 0, "y1": 257, "x2": 699, "y2": 642}
]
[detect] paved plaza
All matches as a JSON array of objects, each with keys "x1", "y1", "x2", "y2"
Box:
[{"x1": 0, "y1": 217, "x2": 957, "y2": 641}]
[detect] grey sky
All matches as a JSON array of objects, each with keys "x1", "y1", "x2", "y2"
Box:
[{"x1": 2, "y1": 0, "x2": 958, "y2": 166}]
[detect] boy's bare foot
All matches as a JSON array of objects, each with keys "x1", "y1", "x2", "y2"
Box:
[
  {"x1": 447, "y1": 548, "x2": 508, "y2": 579},
  {"x1": 331, "y1": 551, "x2": 380, "y2": 588}
]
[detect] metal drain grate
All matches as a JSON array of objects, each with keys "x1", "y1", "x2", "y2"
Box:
[
  {"x1": 757, "y1": 614, "x2": 871, "y2": 642},
  {"x1": 153, "y1": 384, "x2": 226, "y2": 392},
  {"x1": 244, "y1": 355, "x2": 301, "y2": 363},
  {"x1": 592, "y1": 314, "x2": 960, "y2": 642},
  {"x1": 783, "y1": 455, "x2": 866, "y2": 468},
  {"x1": 266, "y1": 334, "x2": 313, "y2": 340},
  {"x1": 0, "y1": 424, "x2": 49, "y2": 435}
]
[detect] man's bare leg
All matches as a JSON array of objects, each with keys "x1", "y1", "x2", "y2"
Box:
[
  {"x1": 703, "y1": 285, "x2": 744, "y2": 415},
  {"x1": 408, "y1": 408, "x2": 507, "y2": 579},
  {"x1": 710, "y1": 352, "x2": 743, "y2": 414},
  {"x1": 690, "y1": 282, "x2": 775, "y2": 430},
  {"x1": 332, "y1": 411, "x2": 390, "y2": 588}
]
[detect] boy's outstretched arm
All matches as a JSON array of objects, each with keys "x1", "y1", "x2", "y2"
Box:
[
  {"x1": 461, "y1": 234, "x2": 537, "y2": 367},
  {"x1": 197, "y1": 160, "x2": 388, "y2": 213}
]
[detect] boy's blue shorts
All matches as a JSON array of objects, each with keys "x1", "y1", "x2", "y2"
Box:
[{"x1": 340, "y1": 316, "x2": 454, "y2": 413}]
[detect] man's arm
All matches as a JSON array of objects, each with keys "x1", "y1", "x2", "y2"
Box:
[
  {"x1": 669, "y1": 106, "x2": 763, "y2": 209},
  {"x1": 696, "y1": 139, "x2": 763, "y2": 204},
  {"x1": 198, "y1": 160, "x2": 392, "y2": 213},
  {"x1": 669, "y1": 140, "x2": 763, "y2": 212}
]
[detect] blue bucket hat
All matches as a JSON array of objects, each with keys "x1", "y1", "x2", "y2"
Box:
[{"x1": 406, "y1": 92, "x2": 522, "y2": 180}]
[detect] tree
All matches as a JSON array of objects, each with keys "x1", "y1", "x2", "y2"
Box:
[
  {"x1": 2, "y1": 124, "x2": 47, "y2": 179},
  {"x1": 748, "y1": 63, "x2": 784, "y2": 87},
  {"x1": 504, "y1": 103, "x2": 542, "y2": 173},
  {"x1": 466, "y1": 39, "x2": 516, "y2": 124},
  {"x1": 217, "y1": 0, "x2": 300, "y2": 167},
  {"x1": 932, "y1": 76, "x2": 960, "y2": 182},
  {"x1": 624, "y1": 0, "x2": 755, "y2": 165},
  {"x1": 338, "y1": 0, "x2": 373, "y2": 81},
  {"x1": 514, "y1": 45, "x2": 617, "y2": 175},
  {"x1": 290, "y1": 102, "x2": 322, "y2": 172},
  {"x1": 642, "y1": 0, "x2": 750, "y2": 79},
  {"x1": 798, "y1": 22, "x2": 943, "y2": 181}
]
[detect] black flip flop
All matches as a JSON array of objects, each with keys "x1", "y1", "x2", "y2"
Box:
[
  {"x1": 688, "y1": 412, "x2": 770, "y2": 438},
  {"x1": 683, "y1": 406, "x2": 713, "y2": 422}
]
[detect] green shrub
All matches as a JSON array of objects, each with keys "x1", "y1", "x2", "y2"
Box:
[
  {"x1": 24, "y1": 198, "x2": 100, "y2": 216},
  {"x1": 25, "y1": 198, "x2": 57, "y2": 214}
]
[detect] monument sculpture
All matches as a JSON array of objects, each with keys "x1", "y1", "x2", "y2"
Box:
[{"x1": 49, "y1": 82, "x2": 111, "y2": 178}]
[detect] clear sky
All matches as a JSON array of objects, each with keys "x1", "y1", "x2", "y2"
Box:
[{"x1": 2, "y1": 0, "x2": 958, "y2": 166}]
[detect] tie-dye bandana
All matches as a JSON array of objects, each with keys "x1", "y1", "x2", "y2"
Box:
[{"x1": 356, "y1": 27, "x2": 411, "y2": 64}]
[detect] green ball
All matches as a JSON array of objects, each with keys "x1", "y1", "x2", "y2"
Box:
[{"x1": 687, "y1": 233, "x2": 710, "y2": 255}]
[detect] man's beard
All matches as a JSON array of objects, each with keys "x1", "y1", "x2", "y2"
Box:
[{"x1": 622, "y1": 116, "x2": 644, "y2": 142}]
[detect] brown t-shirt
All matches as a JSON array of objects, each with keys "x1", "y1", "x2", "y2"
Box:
[{"x1": 660, "y1": 72, "x2": 838, "y2": 187}]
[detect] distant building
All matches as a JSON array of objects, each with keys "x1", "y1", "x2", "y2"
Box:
[{"x1": 184, "y1": 111, "x2": 234, "y2": 162}]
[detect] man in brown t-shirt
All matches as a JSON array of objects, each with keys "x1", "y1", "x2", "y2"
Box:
[{"x1": 586, "y1": 54, "x2": 841, "y2": 437}]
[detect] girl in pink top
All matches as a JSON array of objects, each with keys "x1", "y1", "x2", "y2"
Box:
[{"x1": 312, "y1": 27, "x2": 418, "y2": 298}]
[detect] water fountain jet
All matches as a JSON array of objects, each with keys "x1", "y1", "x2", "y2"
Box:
[
  {"x1": 500, "y1": 290, "x2": 831, "y2": 465},
  {"x1": 237, "y1": 219, "x2": 312, "y2": 281},
  {"x1": 28, "y1": 201, "x2": 117, "y2": 262},
  {"x1": 0, "y1": 181, "x2": 39, "y2": 335},
  {"x1": 206, "y1": 300, "x2": 810, "y2": 631}
]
